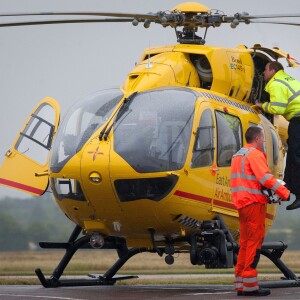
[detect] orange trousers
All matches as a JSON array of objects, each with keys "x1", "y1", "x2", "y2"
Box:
[{"x1": 234, "y1": 202, "x2": 266, "y2": 291}]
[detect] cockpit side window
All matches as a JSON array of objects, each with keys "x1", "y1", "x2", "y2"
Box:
[
  {"x1": 15, "y1": 103, "x2": 56, "y2": 165},
  {"x1": 191, "y1": 108, "x2": 215, "y2": 168},
  {"x1": 50, "y1": 89, "x2": 123, "y2": 173},
  {"x1": 216, "y1": 111, "x2": 242, "y2": 167}
]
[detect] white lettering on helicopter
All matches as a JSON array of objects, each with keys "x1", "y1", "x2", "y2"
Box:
[{"x1": 230, "y1": 56, "x2": 245, "y2": 72}]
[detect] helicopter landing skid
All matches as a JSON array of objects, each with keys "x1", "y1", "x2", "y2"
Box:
[
  {"x1": 35, "y1": 225, "x2": 149, "y2": 287},
  {"x1": 259, "y1": 242, "x2": 300, "y2": 288},
  {"x1": 35, "y1": 223, "x2": 300, "y2": 288}
]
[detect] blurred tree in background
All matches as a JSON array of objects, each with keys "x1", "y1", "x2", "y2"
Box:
[
  {"x1": 0, "y1": 193, "x2": 74, "y2": 251},
  {"x1": 0, "y1": 193, "x2": 298, "y2": 251}
]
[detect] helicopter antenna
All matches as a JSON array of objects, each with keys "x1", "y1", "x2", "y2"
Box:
[
  {"x1": 203, "y1": 27, "x2": 208, "y2": 41},
  {"x1": 146, "y1": 41, "x2": 152, "y2": 69}
]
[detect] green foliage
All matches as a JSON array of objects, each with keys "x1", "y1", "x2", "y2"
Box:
[
  {"x1": 0, "y1": 193, "x2": 298, "y2": 251},
  {"x1": 0, "y1": 193, "x2": 74, "y2": 251},
  {"x1": 0, "y1": 213, "x2": 28, "y2": 250}
]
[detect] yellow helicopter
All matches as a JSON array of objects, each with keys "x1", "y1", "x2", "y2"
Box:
[{"x1": 0, "y1": 1, "x2": 300, "y2": 288}]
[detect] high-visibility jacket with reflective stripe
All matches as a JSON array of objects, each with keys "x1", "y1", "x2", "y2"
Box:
[
  {"x1": 230, "y1": 144, "x2": 289, "y2": 209},
  {"x1": 262, "y1": 70, "x2": 300, "y2": 121}
]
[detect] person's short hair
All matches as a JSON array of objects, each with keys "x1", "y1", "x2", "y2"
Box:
[
  {"x1": 245, "y1": 127, "x2": 262, "y2": 143},
  {"x1": 268, "y1": 61, "x2": 284, "y2": 73}
]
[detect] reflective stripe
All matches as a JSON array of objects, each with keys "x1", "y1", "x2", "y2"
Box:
[
  {"x1": 233, "y1": 147, "x2": 249, "y2": 157},
  {"x1": 234, "y1": 276, "x2": 243, "y2": 290},
  {"x1": 243, "y1": 285, "x2": 259, "y2": 292},
  {"x1": 231, "y1": 148, "x2": 263, "y2": 196},
  {"x1": 235, "y1": 282, "x2": 243, "y2": 289},
  {"x1": 274, "y1": 78, "x2": 296, "y2": 94},
  {"x1": 231, "y1": 173, "x2": 256, "y2": 180},
  {"x1": 273, "y1": 78, "x2": 300, "y2": 104},
  {"x1": 231, "y1": 147, "x2": 256, "y2": 178},
  {"x1": 267, "y1": 102, "x2": 287, "y2": 108},
  {"x1": 288, "y1": 90, "x2": 300, "y2": 103},
  {"x1": 259, "y1": 173, "x2": 272, "y2": 185},
  {"x1": 231, "y1": 186, "x2": 263, "y2": 195},
  {"x1": 264, "y1": 101, "x2": 287, "y2": 114},
  {"x1": 243, "y1": 276, "x2": 259, "y2": 291},
  {"x1": 243, "y1": 276, "x2": 258, "y2": 284},
  {"x1": 271, "y1": 180, "x2": 281, "y2": 192},
  {"x1": 241, "y1": 148, "x2": 255, "y2": 174}
]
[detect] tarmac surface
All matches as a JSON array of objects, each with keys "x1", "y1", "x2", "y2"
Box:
[{"x1": 1, "y1": 284, "x2": 300, "y2": 300}]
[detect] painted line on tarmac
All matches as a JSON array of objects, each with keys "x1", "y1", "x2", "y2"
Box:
[
  {"x1": 185, "y1": 291, "x2": 233, "y2": 295},
  {"x1": 0, "y1": 294, "x2": 86, "y2": 300}
]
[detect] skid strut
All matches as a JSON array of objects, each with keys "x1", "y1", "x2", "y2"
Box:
[
  {"x1": 35, "y1": 225, "x2": 149, "y2": 287},
  {"x1": 259, "y1": 242, "x2": 300, "y2": 288}
]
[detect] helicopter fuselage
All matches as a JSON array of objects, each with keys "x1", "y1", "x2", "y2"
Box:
[
  {"x1": 0, "y1": 42, "x2": 287, "y2": 251},
  {"x1": 45, "y1": 43, "x2": 286, "y2": 248}
]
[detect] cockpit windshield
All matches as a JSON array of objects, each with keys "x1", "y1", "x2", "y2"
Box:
[
  {"x1": 50, "y1": 89, "x2": 123, "y2": 173},
  {"x1": 113, "y1": 88, "x2": 198, "y2": 173}
]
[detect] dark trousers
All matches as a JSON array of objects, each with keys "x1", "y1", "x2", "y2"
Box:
[{"x1": 284, "y1": 117, "x2": 300, "y2": 195}]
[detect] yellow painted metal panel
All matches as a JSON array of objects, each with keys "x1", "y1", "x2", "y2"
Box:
[{"x1": 0, "y1": 97, "x2": 60, "y2": 196}]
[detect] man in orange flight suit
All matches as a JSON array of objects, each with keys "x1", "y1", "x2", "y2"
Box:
[{"x1": 230, "y1": 126, "x2": 290, "y2": 297}]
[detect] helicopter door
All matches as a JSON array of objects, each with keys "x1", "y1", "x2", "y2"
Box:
[
  {"x1": 251, "y1": 45, "x2": 300, "y2": 67},
  {"x1": 0, "y1": 97, "x2": 60, "y2": 196},
  {"x1": 212, "y1": 109, "x2": 242, "y2": 215},
  {"x1": 186, "y1": 104, "x2": 216, "y2": 211}
]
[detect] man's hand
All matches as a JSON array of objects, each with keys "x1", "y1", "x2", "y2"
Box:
[{"x1": 253, "y1": 102, "x2": 263, "y2": 109}]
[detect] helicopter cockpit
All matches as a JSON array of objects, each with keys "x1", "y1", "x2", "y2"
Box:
[
  {"x1": 50, "y1": 89, "x2": 123, "y2": 173},
  {"x1": 113, "y1": 88, "x2": 198, "y2": 173}
]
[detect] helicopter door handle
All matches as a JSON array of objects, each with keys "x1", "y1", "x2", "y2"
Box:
[
  {"x1": 166, "y1": 171, "x2": 180, "y2": 177},
  {"x1": 211, "y1": 166, "x2": 219, "y2": 172}
]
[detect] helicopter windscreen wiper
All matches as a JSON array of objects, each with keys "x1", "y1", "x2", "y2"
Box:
[{"x1": 99, "y1": 92, "x2": 137, "y2": 141}]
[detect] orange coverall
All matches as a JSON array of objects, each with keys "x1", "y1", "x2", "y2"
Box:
[{"x1": 230, "y1": 144, "x2": 289, "y2": 292}]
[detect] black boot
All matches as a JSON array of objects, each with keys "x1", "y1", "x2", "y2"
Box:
[
  {"x1": 286, "y1": 196, "x2": 300, "y2": 210},
  {"x1": 242, "y1": 288, "x2": 271, "y2": 296}
]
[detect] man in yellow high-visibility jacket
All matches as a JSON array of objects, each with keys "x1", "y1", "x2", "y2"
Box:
[{"x1": 255, "y1": 61, "x2": 300, "y2": 210}]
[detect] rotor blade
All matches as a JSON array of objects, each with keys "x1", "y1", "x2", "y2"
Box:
[
  {"x1": 249, "y1": 20, "x2": 300, "y2": 26},
  {"x1": 222, "y1": 12, "x2": 300, "y2": 24},
  {"x1": 0, "y1": 11, "x2": 158, "y2": 20},
  {"x1": 244, "y1": 13, "x2": 300, "y2": 19},
  {"x1": 0, "y1": 18, "x2": 134, "y2": 28}
]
